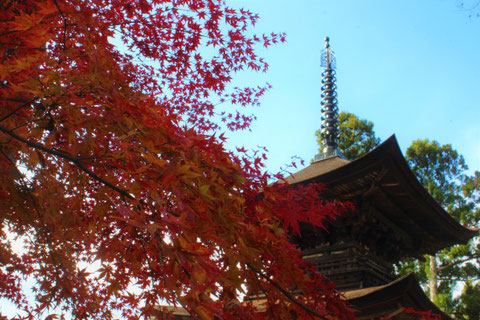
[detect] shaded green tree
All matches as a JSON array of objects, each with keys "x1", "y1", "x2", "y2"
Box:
[
  {"x1": 397, "y1": 139, "x2": 479, "y2": 316},
  {"x1": 315, "y1": 111, "x2": 380, "y2": 160},
  {"x1": 453, "y1": 281, "x2": 480, "y2": 319}
]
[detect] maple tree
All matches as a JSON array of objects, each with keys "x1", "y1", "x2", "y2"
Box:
[{"x1": 0, "y1": 0, "x2": 360, "y2": 319}]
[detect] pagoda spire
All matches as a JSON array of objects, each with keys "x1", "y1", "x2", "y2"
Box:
[{"x1": 314, "y1": 37, "x2": 344, "y2": 162}]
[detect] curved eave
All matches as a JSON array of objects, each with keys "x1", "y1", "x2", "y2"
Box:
[
  {"x1": 345, "y1": 273, "x2": 451, "y2": 320},
  {"x1": 287, "y1": 135, "x2": 477, "y2": 251}
]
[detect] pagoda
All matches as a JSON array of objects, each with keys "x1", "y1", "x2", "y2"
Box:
[{"x1": 285, "y1": 37, "x2": 477, "y2": 319}]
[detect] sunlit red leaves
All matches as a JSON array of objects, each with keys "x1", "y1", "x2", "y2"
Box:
[{"x1": 268, "y1": 182, "x2": 354, "y2": 236}]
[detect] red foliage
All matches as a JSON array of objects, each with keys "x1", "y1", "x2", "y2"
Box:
[
  {"x1": 401, "y1": 307, "x2": 442, "y2": 320},
  {"x1": 0, "y1": 1, "x2": 357, "y2": 319},
  {"x1": 380, "y1": 307, "x2": 442, "y2": 320}
]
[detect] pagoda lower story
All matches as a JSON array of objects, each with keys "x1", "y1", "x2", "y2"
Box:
[{"x1": 302, "y1": 241, "x2": 395, "y2": 292}]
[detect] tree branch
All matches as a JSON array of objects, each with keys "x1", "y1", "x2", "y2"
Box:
[
  {"x1": 0, "y1": 124, "x2": 133, "y2": 199},
  {"x1": 438, "y1": 254, "x2": 480, "y2": 272}
]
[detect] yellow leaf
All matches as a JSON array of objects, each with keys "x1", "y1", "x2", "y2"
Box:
[
  {"x1": 192, "y1": 265, "x2": 207, "y2": 285},
  {"x1": 193, "y1": 306, "x2": 211, "y2": 320},
  {"x1": 199, "y1": 185, "x2": 209, "y2": 196},
  {"x1": 233, "y1": 173, "x2": 246, "y2": 184}
]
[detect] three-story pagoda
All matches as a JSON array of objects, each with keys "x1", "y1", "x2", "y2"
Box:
[{"x1": 285, "y1": 37, "x2": 477, "y2": 319}]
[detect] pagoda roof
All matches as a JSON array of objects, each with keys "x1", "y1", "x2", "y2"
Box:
[
  {"x1": 345, "y1": 273, "x2": 451, "y2": 319},
  {"x1": 159, "y1": 274, "x2": 451, "y2": 320},
  {"x1": 286, "y1": 135, "x2": 477, "y2": 256}
]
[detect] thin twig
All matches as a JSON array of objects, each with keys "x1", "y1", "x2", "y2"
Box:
[
  {"x1": 246, "y1": 263, "x2": 328, "y2": 320},
  {"x1": 152, "y1": 232, "x2": 200, "y2": 320},
  {"x1": 110, "y1": 8, "x2": 172, "y2": 27},
  {"x1": 138, "y1": 237, "x2": 178, "y2": 316},
  {"x1": 52, "y1": 0, "x2": 67, "y2": 51},
  {"x1": 250, "y1": 270, "x2": 278, "y2": 320},
  {"x1": 0, "y1": 97, "x2": 38, "y2": 122},
  {"x1": 0, "y1": 148, "x2": 66, "y2": 294}
]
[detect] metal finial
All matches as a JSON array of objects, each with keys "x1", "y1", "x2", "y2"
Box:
[
  {"x1": 314, "y1": 37, "x2": 344, "y2": 162},
  {"x1": 321, "y1": 37, "x2": 336, "y2": 70}
]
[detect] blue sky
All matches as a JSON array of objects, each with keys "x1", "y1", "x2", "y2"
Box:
[{"x1": 224, "y1": 0, "x2": 480, "y2": 175}]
